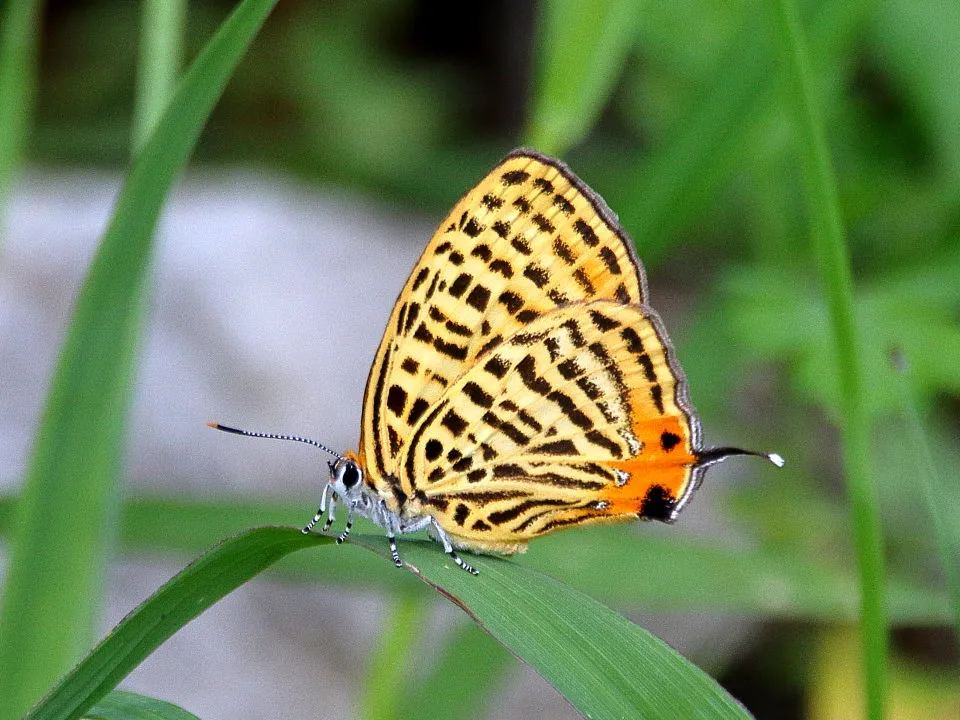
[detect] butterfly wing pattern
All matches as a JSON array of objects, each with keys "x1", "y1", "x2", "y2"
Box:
[
  {"x1": 212, "y1": 148, "x2": 781, "y2": 574},
  {"x1": 360, "y1": 149, "x2": 711, "y2": 557}
]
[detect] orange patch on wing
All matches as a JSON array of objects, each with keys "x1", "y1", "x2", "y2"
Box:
[{"x1": 602, "y1": 415, "x2": 697, "y2": 513}]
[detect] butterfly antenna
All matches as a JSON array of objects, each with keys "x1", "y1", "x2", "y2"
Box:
[
  {"x1": 207, "y1": 422, "x2": 341, "y2": 460},
  {"x1": 697, "y1": 446, "x2": 785, "y2": 468}
]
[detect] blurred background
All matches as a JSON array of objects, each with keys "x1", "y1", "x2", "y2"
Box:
[{"x1": 1, "y1": 1, "x2": 958, "y2": 718}]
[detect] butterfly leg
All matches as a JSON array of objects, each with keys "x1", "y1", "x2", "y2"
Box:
[
  {"x1": 336, "y1": 503, "x2": 356, "y2": 544},
  {"x1": 387, "y1": 533, "x2": 402, "y2": 567},
  {"x1": 302, "y1": 485, "x2": 335, "y2": 534},
  {"x1": 429, "y1": 518, "x2": 479, "y2": 575}
]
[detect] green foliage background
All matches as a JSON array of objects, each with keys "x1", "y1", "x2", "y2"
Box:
[{"x1": 1, "y1": 0, "x2": 958, "y2": 718}]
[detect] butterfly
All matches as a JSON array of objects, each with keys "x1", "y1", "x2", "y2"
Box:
[{"x1": 211, "y1": 149, "x2": 782, "y2": 575}]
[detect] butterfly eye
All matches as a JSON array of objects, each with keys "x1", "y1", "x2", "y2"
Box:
[{"x1": 338, "y1": 461, "x2": 362, "y2": 489}]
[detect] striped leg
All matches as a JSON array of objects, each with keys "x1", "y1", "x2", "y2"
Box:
[
  {"x1": 303, "y1": 486, "x2": 335, "y2": 534},
  {"x1": 430, "y1": 518, "x2": 478, "y2": 575},
  {"x1": 387, "y1": 533, "x2": 402, "y2": 567},
  {"x1": 336, "y1": 509, "x2": 353, "y2": 544}
]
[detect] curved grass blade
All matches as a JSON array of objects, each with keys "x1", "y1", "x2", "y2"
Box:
[
  {"x1": 768, "y1": 0, "x2": 887, "y2": 716},
  {"x1": 25, "y1": 527, "x2": 329, "y2": 720},
  {"x1": 891, "y1": 350, "x2": 960, "y2": 638},
  {"x1": 525, "y1": 0, "x2": 641, "y2": 156},
  {"x1": 0, "y1": 0, "x2": 40, "y2": 216},
  {"x1": 351, "y1": 535, "x2": 754, "y2": 720},
  {"x1": 84, "y1": 690, "x2": 201, "y2": 720},
  {"x1": 131, "y1": 0, "x2": 187, "y2": 153},
  {"x1": 0, "y1": 2, "x2": 278, "y2": 717}
]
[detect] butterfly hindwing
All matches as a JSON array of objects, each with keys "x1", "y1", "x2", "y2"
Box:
[{"x1": 395, "y1": 301, "x2": 700, "y2": 553}]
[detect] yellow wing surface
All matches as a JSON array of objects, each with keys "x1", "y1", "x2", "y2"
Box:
[{"x1": 358, "y1": 149, "x2": 703, "y2": 553}]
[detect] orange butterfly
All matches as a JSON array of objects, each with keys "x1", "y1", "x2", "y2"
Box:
[{"x1": 211, "y1": 149, "x2": 782, "y2": 574}]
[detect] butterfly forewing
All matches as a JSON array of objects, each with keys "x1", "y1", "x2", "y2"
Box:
[{"x1": 360, "y1": 151, "x2": 652, "y2": 491}]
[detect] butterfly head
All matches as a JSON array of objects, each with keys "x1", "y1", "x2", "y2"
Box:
[{"x1": 329, "y1": 453, "x2": 365, "y2": 503}]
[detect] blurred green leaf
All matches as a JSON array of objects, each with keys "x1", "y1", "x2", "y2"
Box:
[
  {"x1": 0, "y1": 0, "x2": 41, "y2": 213},
  {"x1": 615, "y1": 0, "x2": 874, "y2": 264},
  {"x1": 891, "y1": 353, "x2": 960, "y2": 640},
  {"x1": 399, "y1": 621, "x2": 514, "y2": 720},
  {"x1": 361, "y1": 592, "x2": 426, "y2": 720},
  {"x1": 873, "y1": 0, "x2": 960, "y2": 184},
  {"x1": 85, "y1": 690, "x2": 202, "y2": 720},
  {"x1": 0, "y1": 1, "x2": 278, "y2": 717},
  {"x1": 526, "y1": 0, "x2": 642, "y2": 155},
  {"x1": 722, "y1": 246, "x2": 960, "y2": 416},
  {"x1": 24, "y1": 528, "x2": 330, "y2": 720}
]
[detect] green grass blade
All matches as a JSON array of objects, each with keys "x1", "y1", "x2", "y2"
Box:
[
  {"x1": 615, "y1": 0, "x2": 872, "y2": 264},
  {"x1": 0, "y1": 0, "x2": 41, "y2": 215},
  {"x1": 525, "y1": 0, "x2": 642, "y2": 155},
  {"x1": 891, "y1": 351, "x2": 960, "y2": 637},
  {"x1": 84, "y1": 690, "x2": 202, "y2": 720},
  {"x1": 352, "y1": 536, "x2": 754, "y2": 719},
  {"x1": 25, "y1": 528, "x2": 328, "y2": 720},
  {"x1": 0, "y1": 2, "x2": 278, "y2": 717},
  {"x1": 360, "y1": 592, "x2": 425, "y2": 720},
  {"x1": 769, "y1": 0, "x2": 887, "y2": 717},
  {"x1": 132, "y1": 0, "x2": 187, "y2": 153},
  {"x1": 399, "y1": 622, "x2": 513, "y2": 720}
]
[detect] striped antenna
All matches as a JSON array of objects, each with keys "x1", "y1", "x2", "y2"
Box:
[
  {"x1": 207, "y1": 422, "x2": 341, "y2": 460},
  {"x1": 697, "y1": 446, "x2": 784, "y2": 468}
]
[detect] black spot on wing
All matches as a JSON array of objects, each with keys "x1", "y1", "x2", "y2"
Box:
[
  {"x1": 599, "y1": 246, "x2": 622, "y2": 275},
  {"x1": 498, "y1": 291, "x2": 524, "y2": 314},
  {"x1": 502, "y1": 169, "x2": 530, "y2": 185},
  {"x1": 553, "y1": 236, "x2": 575, "y2": 265},
  {"x1": 533, "y1": 439, "x2": 578, "y2": 455},
  {"x1": 489, "y1": 259, "x2": 513, "y2": 278},
  {"x1": 411, "y1": 266, "x2": 430, "y2": 291},
  {"x1": 585, "y1": 429, "x2": 622, "y2": 457},
  {"x1": 471, "y1": 243, "x2": 492, "y2": 261},
  {"x1": 523, "y1": 264, "x2": 550, "y2": 288},
  {"x1": 511, "y1": 236, "x2": 532, "y2": 255},
  {"x1": 466, "y1": 284, "x2": 491, "y2": 312},
  {"x1": 532, "y1": 213, "x2": 555, "y2": 234},
  {"x1": 434, "y1": 336, "x2": 468, "y2": 360},
  {"x1": 639, "y1": 484, "x2": 676, "y2": 521},
  {"x1": 553, "y1": 194, "x2": 575, "y2": 214},
  {"x1": 573, "y1": 218, "x2": 600, "y2": 246},
  {"x1": 386, "y1": 385, "x2": 407, "y2": 416},
  {"x1": 533, "y1": 177, "x2": 554, "y2": 194},
  {"x1": 463, "y1": 381, "x2": 494, "y2": 408},
  {"x1": 481, "y1": 194, "x2": 503, "y2": 210},
  {"x1": 408, "y1": 398, "x2": 429, "y2": 425},
  {"x1": 660, "y1": 431, "x2": 681, "y2": 451},
  {"x1": 425, "y1": 439, "x2": 443, "y2": 461},
  {"x1": 441, "y1": 410, "x2": 468, "y2": 436},
  {"x1": 463, "y1": 217, "x2": 484, "y2": 238},
  {"x1": 448, "y1": 273, "x2": 472, "y2": 298}
]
